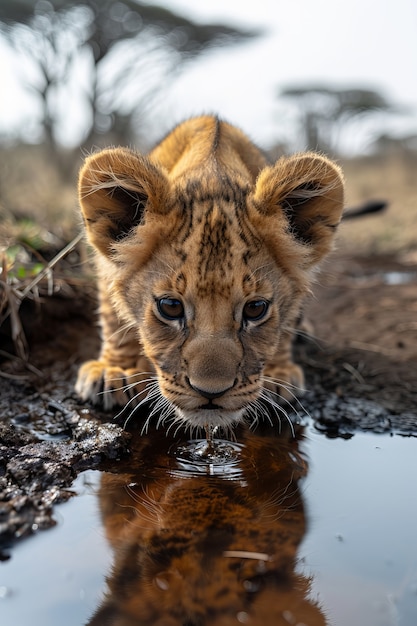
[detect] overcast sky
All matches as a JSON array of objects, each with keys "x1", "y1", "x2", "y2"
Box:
[
  {"x1": 1, "y1": 0, "x2": 416, "y2": 152},
  {"x1": 158, "y1": 0, "x2": 417, "y2": 151}
]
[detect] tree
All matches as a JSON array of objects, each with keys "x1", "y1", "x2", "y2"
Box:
[
  {"x1": 278, "y1": 85, "x2": 398, "y2": 155},
  {"x1": 0, "y1": 0, "x2": 258, "y2": 154}
]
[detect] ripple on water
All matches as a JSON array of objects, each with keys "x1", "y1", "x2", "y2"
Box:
[{"x1": 169, "y1": 439, "x2": 245, "y2": 479}]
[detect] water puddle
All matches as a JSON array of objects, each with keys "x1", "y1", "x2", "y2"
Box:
[
  {"x1": 350, "y1": 270, "x2": 417, "y2": 287},
  {"x1": 382, "y1": 270, "x2": 417, "y2": 285},
  {"x1": 1, "y1": 424, "x2": 417, "y2": 625},
  {"x1": 298, "y1": 430, "x2": 417, "y2": 626},
  {"x1": 0, "y1": 471, "x2": 111, "y2": 626}
]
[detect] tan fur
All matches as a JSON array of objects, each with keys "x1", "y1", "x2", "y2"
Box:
[{"x1": 76, "y1": 115, "x2": 344, "y2": 430}]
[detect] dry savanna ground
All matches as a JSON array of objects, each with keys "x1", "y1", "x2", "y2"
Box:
[{"x1": 340, "y1": 152, "x2": 417, "y2": 255}]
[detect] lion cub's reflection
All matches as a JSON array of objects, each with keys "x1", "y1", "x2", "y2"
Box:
[{"x1": 88, "y1": 425, "x2": 327, "y2": 626}]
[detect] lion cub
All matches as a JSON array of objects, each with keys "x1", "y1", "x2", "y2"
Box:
[{"x1": 76, "y1": 115, "x2": 344, "y2": 430}]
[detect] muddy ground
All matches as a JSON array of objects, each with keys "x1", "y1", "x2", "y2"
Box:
[{"x1": 0, "y1": 251, "x2": 416, "y2": 554}]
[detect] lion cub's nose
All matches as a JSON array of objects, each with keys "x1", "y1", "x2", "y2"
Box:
[{"x1": 187, "y1": 378, "x2": 235, "y2": 400}]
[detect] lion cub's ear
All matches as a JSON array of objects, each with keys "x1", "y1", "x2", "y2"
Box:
[
  {"x1": 253, "y1": 153, "x2": 344, "y2": 266},
  {"x1": 78, "y1": 148, "x2": 170, "y2": 257}
]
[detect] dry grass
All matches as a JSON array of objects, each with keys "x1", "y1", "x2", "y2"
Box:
[
  {"x1": 0, "y1": 232, "x2": 86, "y2": 359},
  {"x1": 0, "y1": 144, "x2": 89, "y2": 358},
  {"x1": 0, "y1": 144, "x2": 81, "y2": 241},
  {"x1": 339, "y1": 152, "x2": 417, "y2": 256}
]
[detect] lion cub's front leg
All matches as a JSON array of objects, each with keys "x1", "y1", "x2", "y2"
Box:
[
  {"x1": 75, "y1": 291, "x2": 152, "y2": 410},
  {"x1": 263, "y1": 330, "x2": 304, "y2": 405}
]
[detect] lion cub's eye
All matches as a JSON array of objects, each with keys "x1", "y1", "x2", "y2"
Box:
[
  {"x1": 157, "y1": 297, "x2": 184, "y2": 321},
  {"x1": 243, "y1": 299, "x2": 269, "y2": 322}
]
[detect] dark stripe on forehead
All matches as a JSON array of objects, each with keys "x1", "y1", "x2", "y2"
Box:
[
  {"x1": 182, "y1": 175, "x2": 249, "y2": 206},
  {"x1": 175, "y1": 271, "x2": 187, "y2": 292},
  {"x1": 197, "y1": 205, "x2": 232, "y2": 276},
  {"x1": 169, "y1": 195, "x2": 194, "y2": 247},
  {"x1": 170, "y1": 178, "x2": 264, "y2": 286},
  {"x1": 171, "y1": 177, "x2": 249, "y2": 253},
  {"x1": 233, "y1": 204, "x2": 263, "y2": 258},
  {"x1": 211, "y1": 116, "x2": 221, "y2": 152}
]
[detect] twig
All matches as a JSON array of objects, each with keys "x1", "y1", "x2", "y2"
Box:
[
  {"x1": 0, "y1": 370, "x2": 30, "y2": 381},
  {"x1": 342, "y1": 361, "x2": 366, "y2": 384},
  {"x1": 1, "y1": 282, "x2": 28, "y2": 360},
  {"x1": 0, "y1": 231, "x2": 83, "y2": 361},
  {"x1": 223, "y1": 550, "x2": 271, "y2": 561},
  {"x1": 348, "y1": 340, "x2": 397, "y2": 357},
  {"x1": 18, "y1": 231, "x2": 83, "y2": 299},
  {"x1": 0, "y1": 349, "x2": 43, "y2": 376}
]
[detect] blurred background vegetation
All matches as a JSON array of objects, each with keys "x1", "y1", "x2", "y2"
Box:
[
  {"x1": 1, "y1": 0, "x2": 417, "y2": 356},
  {"x1": 0, "y1": 0, "x2": 260, "y2": 353}
]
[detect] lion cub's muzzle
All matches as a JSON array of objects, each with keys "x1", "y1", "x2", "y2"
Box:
[
  {"x1": 183, "y1": 335, "x2": 241, "y2": 398},
  {"x1": 186, "y1": 377, "x2": 237, "y2": 403},
  {"x1": 163, "y1": 335, "x2": 260, "y2": 428}
]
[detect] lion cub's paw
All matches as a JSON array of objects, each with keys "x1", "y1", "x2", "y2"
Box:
[
  {"x1": 262, "y1": 362, "x2": 305, "y2": 404},
  {"x1": 75, "y1": 360, "x2": 149, "y2": 410}
]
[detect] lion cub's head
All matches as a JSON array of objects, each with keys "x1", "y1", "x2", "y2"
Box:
[{"x1": 79, "y1": 143, "x2": 343, "y2": 430}]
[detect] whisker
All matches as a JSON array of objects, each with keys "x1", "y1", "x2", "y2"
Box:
[
  {"x1": 258, "y1": 389, "x2": 296, "y2": 437},
  {"x1": 113, "y1": 379, "x2": 160, "y2": 427},
  {"x1": 262, "y1": 381, "x2": 311, "y2": 423},
  {"x1": 141, "y1": 394, "x2": 174, "y2": 434},
  {"x1": 248, "y1": 398, "x2": 273, "y2": 429},
  {"x1": 121, "y1": 394, "x2": 153, "y2": 428},
  {"x1": 262, "y1": 374, "x2": 307, "y2": 394},
  {"x1": 110, "y1": 380, "x2": 157, "y2": 418},
  {"x1": 173, "y1": 418, "x2": 187, "y2": 438},
  {"x1": 96, "y1": 372, "x2": 156, "y2": 397},
  {"x1": 261, "y1": 374, "x2": 311, "y2": 419},
  {"x1": 106, "y1": 321, "x2": 136, "y2": 343},
  {"x1": 283, "y1": 323, "x2": 324, "y2": 348},
  {"x1": 140, "y1": 395, "x2": 171, "y2": 434},
  {"x1": 166, "y1": 414, "x2": 182, "y2": 436}
]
